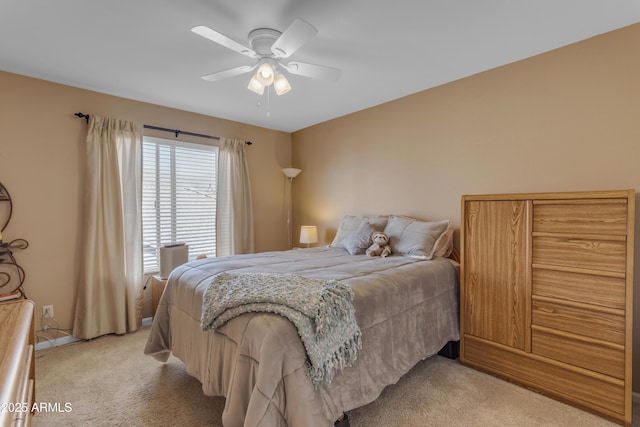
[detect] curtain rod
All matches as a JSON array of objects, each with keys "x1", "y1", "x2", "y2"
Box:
[{"x1": 74, "y1": 113, "x2": 252, "y2": 145}]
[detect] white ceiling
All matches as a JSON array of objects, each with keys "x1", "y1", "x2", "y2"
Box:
[{"x1": 1, "y1": 1, "x2": 639, "y2": 133}]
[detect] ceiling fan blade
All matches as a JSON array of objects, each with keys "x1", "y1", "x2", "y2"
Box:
[
  {"x1": 201, "y1": 65, "x2": 254, "y2": 82},
  {"x1": 270, "y1": 18, "x2": 318, "y2": 58},
  {"x1": 191, "y1": 25, "x2": 257, "y2": 58},
  {"x1": 282, "y1": 61, "x2": 342, "y2": 82}
]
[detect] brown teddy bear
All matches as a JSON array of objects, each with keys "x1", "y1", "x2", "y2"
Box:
[{"x1": 366, "y1": 231, "x2": 392, "y2": 258}]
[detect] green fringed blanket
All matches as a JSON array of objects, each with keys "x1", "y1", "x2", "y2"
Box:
[{"x1": 201, "y1": 272, "x2": 362, "y2": 386}]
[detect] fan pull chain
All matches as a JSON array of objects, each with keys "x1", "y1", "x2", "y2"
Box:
[
  {"x1": 254, "y1": 87, "x2": 271, "y2": 117},
  {"x1": 266, "y1": 87, "x2": 271, "y2": 117}
]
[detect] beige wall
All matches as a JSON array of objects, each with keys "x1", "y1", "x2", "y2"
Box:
[
  {"x1": 2, "y1": 21, "x2": 640, "y2": 392},
  {"x1": 292, "y1": 24, "x2": 640, "y2": 390},
  {"x1": 0, "y1": 70, "x2": 292, "y2": 334}
]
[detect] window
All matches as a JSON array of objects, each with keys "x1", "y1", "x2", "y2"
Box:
[{"x1": 142, "y1": 136, "x2": 218, "y2": 273}]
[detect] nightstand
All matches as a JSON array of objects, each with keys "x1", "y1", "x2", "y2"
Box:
[{"x1": 151, "y1": 275, "x2": 167, "y2": 317}]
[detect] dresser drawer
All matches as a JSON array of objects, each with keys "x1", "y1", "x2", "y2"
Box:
[
  {"x1": 532, "y1": 235, "x2": 627, "y2": 273},
  {"x1": 532, "y1": 298, "x2": 624, "y2": 345},
  {"x1": 532, "y1": 327, "x2": 624, "y2": 379},
  {"x1": 464, "y1": 335, "x2": 625, "y2": 420},
  {"x1": 533, "y1": 199, "x2": 628, "y2": 235},
  {"x1": 532, "y1": 267, "x2": 625, "y2": 310}
]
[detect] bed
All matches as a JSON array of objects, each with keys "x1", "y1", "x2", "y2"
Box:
[{"x1": 144, "y1": 215, "x2": 460, "y2": 427}]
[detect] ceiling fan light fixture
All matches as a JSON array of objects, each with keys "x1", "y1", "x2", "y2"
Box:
[
  {"x1": 192, "y1": 19, "x2": 340, "y2": 100},
  {"x1": 247, "y1": 75, "x2": 265, "y2": 95},
  {"x1": 255, "y1": 62, "x2": 274, "y2": 86},
  {"x1": 273, "y1": 73, "x2": 292, "y2": 96}
]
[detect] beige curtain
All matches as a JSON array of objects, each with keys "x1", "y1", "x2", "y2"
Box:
[
  {"x1": 216, "y1": 138, "x2": 254, "y2": 256},
  {"x1": 73, "y1": 115, "x2": 143, "y2": 340}
]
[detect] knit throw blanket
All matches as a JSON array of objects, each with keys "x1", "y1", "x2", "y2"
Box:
[{"x1": 201, "y1": 272, "x2": 362, "y2": 386}]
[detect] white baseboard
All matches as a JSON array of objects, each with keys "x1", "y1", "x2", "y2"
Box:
[
  {"x1": 35, "y1": 335, "x2": 81, "y2": 351},
  {"x1": 35, "y1": 318, "x2": 153, "y2": 351}
]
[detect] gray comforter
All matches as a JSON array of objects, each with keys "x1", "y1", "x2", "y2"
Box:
[{"x1": 144, "y1": 246, "x2": 459, "y2": 427}]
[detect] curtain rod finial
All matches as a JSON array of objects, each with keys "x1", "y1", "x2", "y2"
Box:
[{"x1": 75, "y1": 112, "x2": 89, "y2": 123}]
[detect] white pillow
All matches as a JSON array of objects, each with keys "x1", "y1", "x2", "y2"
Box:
[
  {"x1": 433, "y1": 227, "x2": 454, "y2": 258},
  {"x1": 383, "y1": 215, "x2": 450, "y2": 259}
]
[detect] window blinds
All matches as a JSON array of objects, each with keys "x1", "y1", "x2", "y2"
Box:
[{"x1": 142, "y1": 136, "x2": 218, "y2": 273}]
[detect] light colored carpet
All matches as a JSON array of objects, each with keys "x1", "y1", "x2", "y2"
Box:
[{"x1": 32, "y1": 326, "x2": 635, "y2": 426}]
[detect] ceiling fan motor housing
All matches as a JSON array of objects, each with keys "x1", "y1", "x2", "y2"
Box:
[
  {"x1": 248, "y1": 28, "x2": 282, "y2": 57},
  {"x1": 193, "y1": 18, "x2": 340, "y2": 86}
]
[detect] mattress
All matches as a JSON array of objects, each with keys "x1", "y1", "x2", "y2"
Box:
[{"x1": 144, "y1": 246, "x2": 459, "y2": 427}]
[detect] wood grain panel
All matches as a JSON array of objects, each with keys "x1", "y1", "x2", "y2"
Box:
[
  {"x1": 532, "y1": 327, "x2": 624, "y2": 379},
  {"x1": 532, "y1": 266, "x2": 625, "y2": 309},
  {"x1": 464, "y1": 336, "x2": 625, "y2": 423},
  {"x1": 533, "y1": 199, "x2": 627, "y2": 235},
  {"x1": 463, "y1": 200, "x2": 529, "y2": 349},
  {"x1": 0, "y1": 304, "x2": 31, "y2": 406},
  {"x1": 533, "y1": 235, "x2": 627, "y2": 272},
  {"x1": 532, "y1": 296, "x2": 624, "y2": 344},
  {"x1": 461, "y1": 190, "x2": 634, "y2": 426},
  {"x1": 0, "y1": 300, "x2": 35, "y2": 427}
]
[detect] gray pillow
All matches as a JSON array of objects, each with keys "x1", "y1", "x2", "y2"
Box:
[
  {"x1": 383, "y1": 215, "x2": 450, "y2": 259},
  {"x1": 341, "y1": 222, "x2": 376, "y2": 255},
  {"x1": 330, "y1": 215, "x2": 388, "y2": 248}
]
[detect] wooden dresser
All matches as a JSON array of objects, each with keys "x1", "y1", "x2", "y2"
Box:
[
  {"x1": 0, "y1": 299, "x2": 35, "y2": 427},
  {"x1": 460, "y1": 190, "x2": 634, "y2": 426}
]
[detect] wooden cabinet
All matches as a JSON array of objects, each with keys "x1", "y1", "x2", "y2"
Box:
[
  {"x1": 0, "y1": 299, "x2": 36, "y2": 427},
  {"x1": 461, "y1": 190, "x2": 634, "y2": 426},
  {"x1": 463, "y1": 200, "x2": 530, "y2": 350}
]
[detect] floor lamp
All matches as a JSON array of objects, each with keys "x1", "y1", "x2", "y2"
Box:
[{"x1": 282, "y1": 168, "x2": 301, "y2": 248}]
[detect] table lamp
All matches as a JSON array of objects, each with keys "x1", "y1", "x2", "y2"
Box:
[{"x1": 299, "y1": 225, "x2": 318, "y2": 248}]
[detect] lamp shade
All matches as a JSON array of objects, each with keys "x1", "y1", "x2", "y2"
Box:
[
  {"x1": 282, "y1": 168, "x2": 301, "y2": 179},
  {"x1": 247, "y1": 75, "x2": 265, "y2": 95},
  {"x1": 255, "y1": 62, "x2": 275, "y2": 86},
  {"x1": 300, "y1": 226, "x2": 318, "y2": 247},
  {"x1": 273, "y1": 73, "x2": 292, "y2": 96}
]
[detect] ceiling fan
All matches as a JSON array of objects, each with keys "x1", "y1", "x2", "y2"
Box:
[{"x1": 191, "y1": 18, "x2": 341, "y2": 96}]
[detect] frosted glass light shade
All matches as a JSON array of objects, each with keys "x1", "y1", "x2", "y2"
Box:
[
  {"x1": 273, "y1": 73, "x2": 292, "y2": 96},
  {"x1": 282, "y1": 168, "x2": 301, "y2": 179},
  {"x1": 256, "y1": 63, "x2": 274, "y2": 86},
  {"x1": 247, "y1": 75, "x2": 265, "y2": 95},
  {"x1": 300, "y1": 226, "x2": 318, "y2": 247}
]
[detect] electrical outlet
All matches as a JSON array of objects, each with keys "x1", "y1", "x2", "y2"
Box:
[{"x1": 43, "y1": 304, "x2": 54, "y2": 319}]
